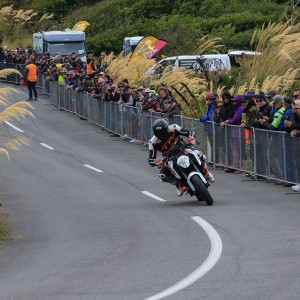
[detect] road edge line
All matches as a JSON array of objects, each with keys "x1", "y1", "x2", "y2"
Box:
[{"x1": 145, "y1": 216, "x2": 222, "y2": 300}]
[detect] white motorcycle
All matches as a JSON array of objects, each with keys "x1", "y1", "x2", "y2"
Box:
[{"x1": 158, "y1": 142, "x2": 214, "y2": 205}]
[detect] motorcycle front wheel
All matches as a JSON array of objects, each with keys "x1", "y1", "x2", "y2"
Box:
[{"x1": 190, "y1": 175, "x2": 214, "y2": 206}]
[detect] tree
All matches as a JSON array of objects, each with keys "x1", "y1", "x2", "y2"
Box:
[{"x1": 291, "y1": 0, "x2": 300, "y2": 25}]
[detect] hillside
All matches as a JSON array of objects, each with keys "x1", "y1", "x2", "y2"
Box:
[{"x1": 0, "y1": 0, "x2": 292, "y2": 55}]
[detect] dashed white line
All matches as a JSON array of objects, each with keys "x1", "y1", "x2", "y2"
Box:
[
  {"x1": 145, "y1": 216, "x2": 223, "y2": 300},
  {"x1": 40, "y1": 143, "x2": 55, "y2": 150},
  {"x1": 83, "y1": 164, "x2": 103, "y2": 173},
  {"x1": 5, "y1": 121, "x2": 24, "y2": 133},
  {"x1": 141, "y1": 191, "x2": 167, "y2": 202}
]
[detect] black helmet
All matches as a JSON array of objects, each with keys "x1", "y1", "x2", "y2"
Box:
[{"x1": 153, "y1": 119, "x2": 169, "y2": 138}]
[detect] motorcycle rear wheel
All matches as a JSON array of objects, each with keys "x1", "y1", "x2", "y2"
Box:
[{"x1": 190, "y1": 175, "x2": 214, "y2": 205}]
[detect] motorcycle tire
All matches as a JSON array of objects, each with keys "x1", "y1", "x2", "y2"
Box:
[{"x1": 190, "y1": 175, "x2": 214, "y2": 206}]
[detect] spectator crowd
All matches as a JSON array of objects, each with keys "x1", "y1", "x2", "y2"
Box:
[
  {"x1": 200, "y1": 89, "x2": 300, "y2": 190},
  {"x1": 2, "y1": 49, "x2": 181, "y2": 120},
  {"x1": 200, "y1": 89, "x2": 300, "y2": 137}
]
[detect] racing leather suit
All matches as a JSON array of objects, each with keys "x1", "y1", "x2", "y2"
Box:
[{"x1": 148, "y1": 124, "x2": 195, "y2": 184}]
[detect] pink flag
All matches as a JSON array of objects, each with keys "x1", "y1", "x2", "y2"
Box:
[{"x1": 148, "y1": 40, "x2": 168, "y2": 59}]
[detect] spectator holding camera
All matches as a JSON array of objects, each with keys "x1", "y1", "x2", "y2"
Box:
[
  {"x1": 161, "y1": 98, "x2": 181, "y2": 116},
  {"x1": 253, "y1": 92, "x2": 272, "y2": 128},
  {"x1": 260, "y1": 95, "x2": 285, "y2": 130},
  {"x1": 122, "y1": 86, "x2": 134, "y2": 105},
  {"x1": 75, "y1": 75, "x2": 89, "y2": 93},
  {"x1": 108, "y1": 85, "x2": 118, "y2": 102},
  {"x1": 279, "y1": 97, "x2": 293, "y2": 131},
  {"x1": 285, "y1": 99, "x2": 300, "y2": 135},
  {"x1": 142, "y1": 88, "x2": 151, "y2": 105},
  {"x1": 282, "y1": 98, "x2": 300, "y2": 186},
  {"x1": 241, "y1": 96, "x2": 258, "y2": 128},
  {"x1": 142, "y1": 93, "x2": 160, "y2": 112},
  {"x1": 284, "y1": 99, "x2": 300, "y2": 192}
]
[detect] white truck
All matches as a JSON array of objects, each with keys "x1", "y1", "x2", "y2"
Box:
[{"x1": 33, "y1": 30, "x2": 87, "y2": 62}]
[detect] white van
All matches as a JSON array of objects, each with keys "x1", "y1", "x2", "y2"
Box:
[{"x1": 147, "y1": 50, "x2": 260, "y2": 75}]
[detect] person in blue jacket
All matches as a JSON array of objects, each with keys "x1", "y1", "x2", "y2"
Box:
[
  {"x1": 200, "y1": 92, "x2": 219, "y2": 123},
  {"x1": 279, "y1": 97, "x2": 293, "y2": 131},
  {"x1": 200, "y1": 92, "x2": 219, "y2": 161}
]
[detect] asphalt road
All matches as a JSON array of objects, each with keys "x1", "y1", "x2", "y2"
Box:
[{"x1": 0, "y1": 84, "x2": 299, "y2": 300}]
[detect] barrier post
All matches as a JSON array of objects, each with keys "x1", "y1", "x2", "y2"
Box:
[
  {"x1": 212, "y1": 122, "x2": 216, "y2": 170},
  {"x1": 283, "y1": 133, "x2": 287, "y2": 181},
  {"x1": 121, "y1": 104, "x2": 124, "y2": 138},
  {"x1": 225, "y1": 125, "x2": 228, "y2": 166},
  {"x1": 74, "y1": 92, "x2": 77, "y2": 117},
  {"x1": 58, "y1": 84, "x2": 61, "y2": 108},
  {"x1": 239, "y1": 126, "x2": 242, "y2": 171},
  {"x1": 267, "y1": 131, "x2": 271, "y2": 178},
  {"x1": 87, "y1": 95, "x2": 91, "y2": 125},
  {"x1": 252, "y1": 128, "x2": 257, "y2": 180}
]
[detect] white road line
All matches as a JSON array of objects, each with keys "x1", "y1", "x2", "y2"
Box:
[
  {"x1": 5, "y1": 121, "x2": 24, "y2": 133},
  {"x1": 83, "y1": 164, "x2": 103, "y2": 173},
  {"x1": 145, "y1": 216, "x2": 222, "y2": 300},
  {"x1": 141, "y1": 191, "x2": 167, "y2": 202},
  {"x1": 40, "y1": 143, "x2": 55, "y2": 151}
]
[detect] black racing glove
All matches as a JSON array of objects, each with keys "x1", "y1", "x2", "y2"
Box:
[
  {"x1": 189, "y1": 130, "x2": 196, "y2": 137},
  {"x1": 148, "y1": 158, "x2": 156, "y2": 167}
]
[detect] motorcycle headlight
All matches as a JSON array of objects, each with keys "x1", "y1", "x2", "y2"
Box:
[{"x1": 177, "y1": 155, "x2": 190, "y2": 168}]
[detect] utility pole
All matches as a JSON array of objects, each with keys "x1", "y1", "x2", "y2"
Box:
[{"x1": 291, "y1": 0, "x2": 300, "y2": 26}]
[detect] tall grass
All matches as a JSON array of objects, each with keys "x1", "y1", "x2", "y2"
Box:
[{"x1": 0, "y1": 5, "x2": 54, "y2": 49}]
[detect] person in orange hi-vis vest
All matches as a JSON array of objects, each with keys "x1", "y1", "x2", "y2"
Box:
[
  {"x1": 24, "y1": 60, "x2": 38, "y2": 101},
  {"x1": 86, "y1": 58, "x2": 95, "y2": 76}
]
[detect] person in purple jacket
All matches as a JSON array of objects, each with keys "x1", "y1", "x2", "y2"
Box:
[
  {"x1": 223, "y1": 95, "x2": 245, "y2": 173},
  {"x1": 223, "y1": 95, "x2": 244, "y2": 125}
]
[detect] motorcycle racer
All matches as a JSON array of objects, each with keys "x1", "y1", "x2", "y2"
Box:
[{"x1": 148, "y1": 119, "x2": 215, "y2": 196}]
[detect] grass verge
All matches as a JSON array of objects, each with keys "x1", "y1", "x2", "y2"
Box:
[{"x1": 0, "y1": 207, "x2": 19, "y2": 246}]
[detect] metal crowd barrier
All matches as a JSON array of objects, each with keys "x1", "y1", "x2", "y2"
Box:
[
  {"x1": 0, "y1": 63, "x2": 299, "y2": 185},
  {"x1": 47, "y1": 81, "x2": 300, "y2": 185}
]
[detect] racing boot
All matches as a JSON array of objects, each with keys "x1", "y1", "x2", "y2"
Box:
[
  {"x1": 203, "y1": 166, "x2": 215, "y2": 183},
  {"x1": 177, "y1": 189, "x2": 184, "y2": 197},
  {"x1": 208, "y1": 172, "x2": 215, "y2": 183},
  {"x1": 175, "y1": 182, "x2": 184, "y2": 197},
  {"x1": 201, "y1": 155, "x2": 215, "y2": 183}
]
